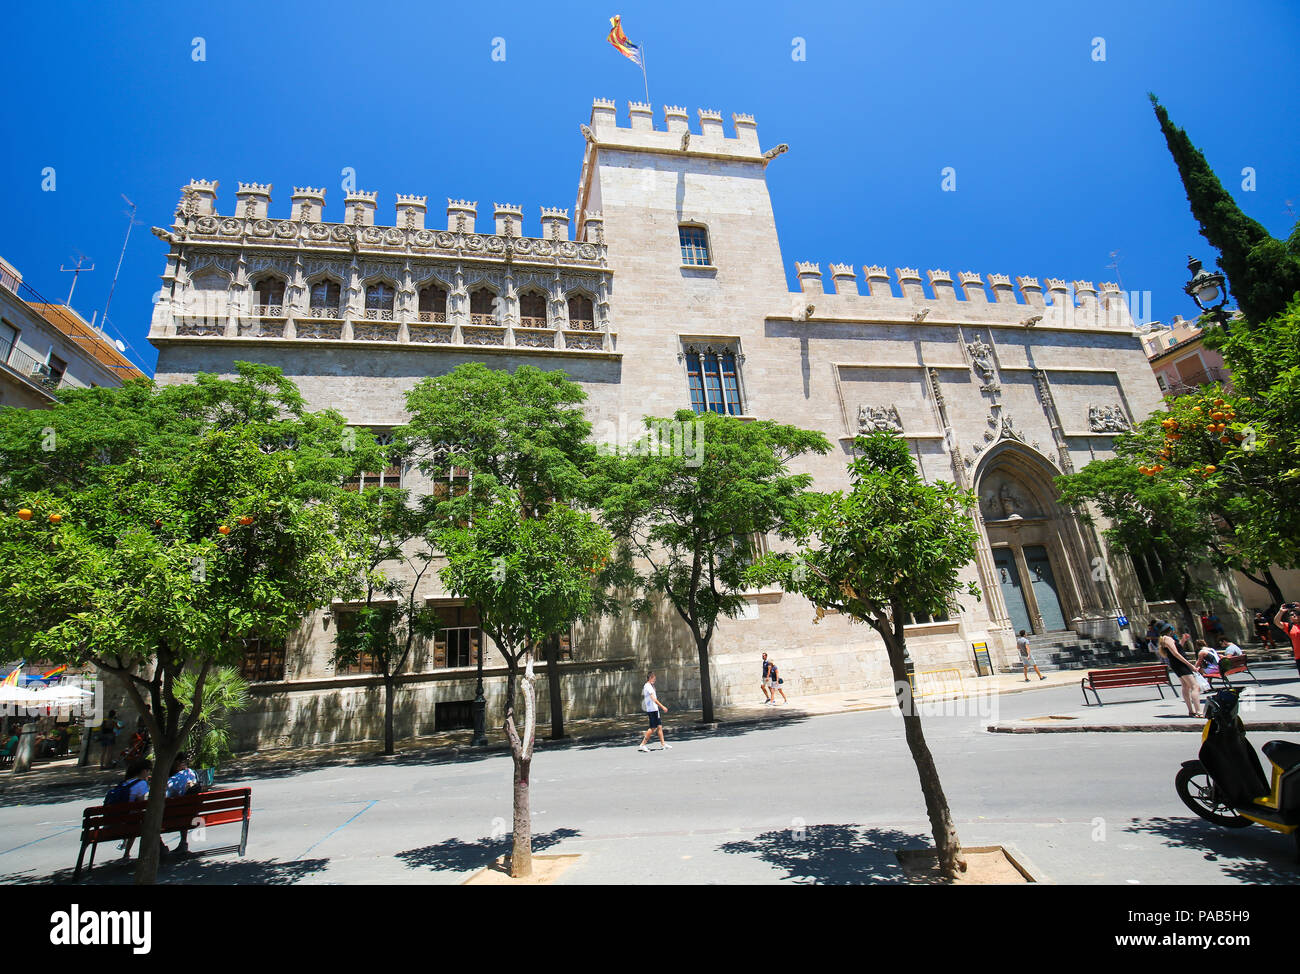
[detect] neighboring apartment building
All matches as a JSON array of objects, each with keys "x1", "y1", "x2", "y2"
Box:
[
  {"x1": 0, "y1": 255, "x2": 146, "y2": 408},
  {"x1": 147, "y1": 99, "x2": 1227, "y2": 750},
  {"x1": 1141, "y1": 314, "x2": 1231, "y2": 396}
]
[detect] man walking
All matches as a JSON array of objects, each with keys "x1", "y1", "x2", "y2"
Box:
[
  {"x1": 1017, "y1": 630, "x2": 1046, "y2": 681},
  {"x1": 637, "y1": 672, "x2": 671, "y2": 752},
  {"x1": 761, "y1": 653, "x2": 774, "y2": 703}
]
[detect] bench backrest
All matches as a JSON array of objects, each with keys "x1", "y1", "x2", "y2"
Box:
[
  {"x1": 1220, "y1": 656, "x2": 1249, "y2": 675},
  {"x1": 1087, "y1": 664, "x2": 1169, "y2": 688},
  {"x1": 81, "y1": 787, "x2": 251, "y2": 842}
]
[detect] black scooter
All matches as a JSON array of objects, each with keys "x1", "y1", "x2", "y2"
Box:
[{"x1": 1176, "y1": 687, "x2": 1300, "y2": 857}]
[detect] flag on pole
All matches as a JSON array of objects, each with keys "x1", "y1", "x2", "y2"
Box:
[
  {"x1": 607, "y1": 15, "x2": 642, "y2": 66},
  {"x1": 42, "y1": 665, "x2": 68, "y2": 679}
]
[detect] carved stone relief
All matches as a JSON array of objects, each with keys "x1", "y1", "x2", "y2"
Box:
[{"x1": 856, "y1": 403, "x2": 903, "y2": 435}]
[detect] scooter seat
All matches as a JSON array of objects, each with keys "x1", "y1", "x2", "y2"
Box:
[{"x1": 1262, "y1": 740, "x2": 1300, "y2": 773}]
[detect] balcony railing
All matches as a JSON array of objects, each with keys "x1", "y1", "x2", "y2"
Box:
[
  {"x1": 364, "y1": 307, "x2": 396, "y2": 321},
  {"x1": 469, "y1": 313, "x2": 497, "y2": 326},
  {"x1": 1166, "y1": 366, "x2": 1231, "y2": 395},
  {"x1": 252, "y1": 304, "x2": 285, "y2": 318},
  {"x1": 0, "y1": 339, "x2": 63, "y2": 395},
  {"x1": 309, "y1": 305, "x2": 344, "y2": 320},
  {"x1": 518, "y1": 316, "x2": 548, "y2": 329},
  {"x1": 418, "y1": 310, "x2": 447, "y2": 323},
  {"x1": 568, "y1": 319, "x2": 596, "y2": 331}
]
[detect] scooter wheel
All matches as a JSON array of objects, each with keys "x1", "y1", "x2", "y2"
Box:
[{"x1": 1175, "y1": 762, "x2": 1253, "y2": 828}]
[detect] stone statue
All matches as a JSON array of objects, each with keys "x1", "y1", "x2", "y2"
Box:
[{"x1": 967, "y1": 338, "x2": 995, "y2": 377}]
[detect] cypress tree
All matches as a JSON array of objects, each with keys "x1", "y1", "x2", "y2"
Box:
[{"x1": 1150, "y1": 94, "x2": 1300, "y2": 327}]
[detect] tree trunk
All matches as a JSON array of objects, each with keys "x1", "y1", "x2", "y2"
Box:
[
  {"x1": 1173, "y1": 596, "x2": 1198, "y2": 639},
  {"x1": 382, "y1": 674, "x2": 395, "y2": 756},
  {"x1": 1259, "y1": 568, "x2": 1285, "y2": 609},
  {"x1": 134, "y1": 737, "x2": 181, "y2": 885},
  {"x1": 502, "y1": 649, "x2": 537, "y2": 879},
  {"x1": 695, "y1": 631, "x2": 715, "y2": 724},
  {"x1": 882, "y1": 630, "x2": 965, "y2": 879},
  {"x1": 545, "y1": 635, "x2": 565, "y2": 740}
]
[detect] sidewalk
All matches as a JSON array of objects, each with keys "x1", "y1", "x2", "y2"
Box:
[
  {"x1": 987, "y1": 662, "x2": 1300, "y2": 733},
  {"x1": 0, "y1": 668, "x2": 1080, "y2": 797}
]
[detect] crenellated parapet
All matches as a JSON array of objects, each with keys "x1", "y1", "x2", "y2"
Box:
[
  {"x1": 788, "y1": 263, "x2": 1138, "y2": 331},
  {"x1": 585, "y1": 97, "x2": 768, "y2": 160}
]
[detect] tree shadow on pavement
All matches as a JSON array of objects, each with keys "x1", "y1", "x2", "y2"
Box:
[
  {"x1": 1, "y1": 856, "x2": 331, "y2": 886},
  {"x1": 572, "y1": 712, "x2": 812, "y2": 751},
  {"x1": 1124, "y1": 817, "x2": 1299, "y2": 884},
  {"x1": 396, "y1": 827, "x2": 581, "y2": 874},
  {"x1": 718, "y1": 824, "x2": 925, "y2": 884}
]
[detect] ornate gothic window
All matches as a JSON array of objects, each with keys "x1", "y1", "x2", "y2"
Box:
[
  {"x1": 679, "y1": 225, "x2": 711, "y2": 266},
  {"x1": 418, "y1": 284, "x2": 448, "y2": 322},
  {"x1": 310, "y1": 279, "x2": 342, "y2": 317},
  {"x1": 365, "y1": 282, "x2": 395, "y2": 321},
  {"x1": 342, "y1": 428, "x2": 403, "y2": 491},
  {"x1": 519, "y1": 290, "x2": 547, "y2": 327},
  {"x1": 252, "y1": 277, "x2": 285, "y2": 316},
  {"x1": 684, "y1": 344, "x2": 743, "y2": 415},
  {"x1": 469, "y1": 287, "x2": 497, "y2": 325},
  {"x1": 567, "y1": 293, "x2": 594, "y2": 330}
]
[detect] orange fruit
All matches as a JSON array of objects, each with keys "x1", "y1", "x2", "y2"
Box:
[
  {"x1": 1205, "y1": 465, "x2": 1216, "y2": 473},
  {"x1": 238, "y1": 516, "x2": 254, "y2": 526},
  {"x1": 48, "y1": 514, "x2": 62, "y2": 524},
  {"x1": 17, "y1": 508, "x2": 33, "y2": 521},
  {"x1": 218, "y1": 525, "x2": 230, "y2": 535}
]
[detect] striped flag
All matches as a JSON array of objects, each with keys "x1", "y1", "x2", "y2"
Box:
[
  {"x1": 1, "y1": 663, "x2": 22, "y2": 686},
  {"x1": 41, "y1": 665, "x2": 68, "y2": 679},
  {"x1": 607, "y1": 15, "x2": 642, "y2": 66}
]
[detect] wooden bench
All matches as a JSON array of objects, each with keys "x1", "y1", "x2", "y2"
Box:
[
  {"x1": 1211, "y1": 654, "x2": 1259, "y2": 688},
  {"x1": 1081, "y1": 664, "x2": 1174, "y2": 706},
  {"x1": 74, "y1": 787, "x2": 251, "y2": 881}
]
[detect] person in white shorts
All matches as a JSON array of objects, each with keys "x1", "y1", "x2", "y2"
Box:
[
  {"x1": 637, "y1": 673, "x2": 671, "y2": 752},
  {"x1": 1017, "y1": 630, "x2": 1045, "y2": 681}
]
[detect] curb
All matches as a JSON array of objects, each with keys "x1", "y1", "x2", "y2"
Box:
[{"x1": 987, "y1": 720, "x2": 1300, "y2": 734}]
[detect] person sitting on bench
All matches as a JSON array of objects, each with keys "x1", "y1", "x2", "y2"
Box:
[
  {"x1": 167, "y1": 752, "x2": 202, "y2": 854},
  {"x1": 106, "y1": 759, "x2": 168, "y2": 861},
  {"x1": 1216, "y1": 636, "x2": 1244, "y2": 657}
]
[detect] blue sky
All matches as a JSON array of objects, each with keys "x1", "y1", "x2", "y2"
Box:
[{"x1": 1, "y1": 0, "x2": 1296, "y2": 374}]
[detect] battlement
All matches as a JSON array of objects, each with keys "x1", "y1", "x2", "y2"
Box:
[
  {"x1": 791, "y1": 262, "x2": 1137, "y2": 331},
  {"x1": 587, "y1": 98, "x2": 764, "y2": 157},
  {"x1": 168, "y1": 183, "x2": 601, "y2": 243}
]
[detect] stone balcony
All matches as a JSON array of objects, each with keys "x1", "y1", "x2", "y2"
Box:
[{"x1": 160, "y1": 308, "x2": 616, "y2": 353}]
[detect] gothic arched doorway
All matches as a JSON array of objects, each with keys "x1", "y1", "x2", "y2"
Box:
[{"x1": 975, "y1": 444, "x2": 1094, "y2": 635}]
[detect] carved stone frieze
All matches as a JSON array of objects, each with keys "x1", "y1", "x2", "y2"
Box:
[
  {"x1": 856, "y1": 403, "x2": 903, "y2": 435},
  {"x1": 1088, "y1": 402, "x2": 1131, "y2": 433}
]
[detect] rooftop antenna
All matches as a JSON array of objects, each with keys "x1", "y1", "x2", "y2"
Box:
[
  {"x1": 1106, "y1": 250, "x2": 1125, "y2": 294},
  {"x1": 59, "y1": 253, "x2": 95, "y2": 305},
  {"x1": 100, "y1": 194, "x2": 142, "y2": 334}
]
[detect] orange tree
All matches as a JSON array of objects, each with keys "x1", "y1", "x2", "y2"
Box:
[{"x1": 0, "y1": 364, "x2": 375, "y2": 884}]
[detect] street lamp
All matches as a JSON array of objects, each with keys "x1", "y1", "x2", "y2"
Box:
[{"x1": 1184, "y1": 255, "x2": 1230, "y2": 330}]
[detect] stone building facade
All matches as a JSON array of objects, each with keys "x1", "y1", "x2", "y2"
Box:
[{"x1": 148, "y1": 99, "x2": 1197, "y2": 750}]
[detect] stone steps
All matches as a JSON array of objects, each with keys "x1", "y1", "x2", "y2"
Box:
[{"x1": 1003, "y1": 632, "x2": 1159, "y2": 673}]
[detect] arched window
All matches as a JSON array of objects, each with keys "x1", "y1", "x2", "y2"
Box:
[
  {"x1": 419, "y1": 284, "x2": 448, "y2": 322},
  {"x1": 684, "y1": 344, "x2": 743, "y2": 415},
  {"x1": 310, "y1": 279, "x2": 342, "y2": 318},
  {"x1": 470, "y1": 287, "x2": 497, "y2": 325},
  {"x1": 365, "y1": 282, "x2": 395, "y2": 320},
  {"x1": 567, "y1": 293, "x2": 594, "y2": 330},
  {"x1": 518, "y1": 291, "x2": 547, "y2": 327},
  {"x1": 252, "y1": 277, "x2": 285, "y2": 316}
]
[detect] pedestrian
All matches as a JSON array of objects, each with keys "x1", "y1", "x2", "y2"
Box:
[
  {"x1": 1158, "y1": 623, "x2": 1202, "y2": 717},
  {"x1": 1208, "y1": 613, "x2": 1225, "y2": 638},
  {"x1": 1200, "y1": 612, "x2": 1215, "y2": 642},
  {"x1": 760, "y1": 653, "x2": 774, "y2": 703},
  {"x1": 1254, "y1": 609, "x2": 1277, "y2": 650},
  {"x1": 135, "y1": 705, "x2": 152, "y2": 752},
  {"x1": 636, "y1": 672, "x2": 671, "y2": 752},
  {"x1": 1017, "y1": 630, "x2": 1045, "y2": 681},
  {"x1": 97, "y1": 709, "x2": 122, "y2": 770},
  {"x1": 1216, "y1": 636, "x2": 1244, "y2": 657},
  {"x1": 167, "y1": 751, "x2": 201, "y2": 854},
  {"x1": 1145, "y1": 620, "x2": 1161, "y2": 655},
  {"x1": 769, "y1": 660, "x2": 787, "y2": 704},
  {"x1": 1273, "y1": 602, "x2": 1300, "y2": 677}
]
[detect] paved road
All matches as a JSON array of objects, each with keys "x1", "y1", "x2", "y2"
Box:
[{"x1": 2, "y1": 682, "x2": 1297, "y2": 884}]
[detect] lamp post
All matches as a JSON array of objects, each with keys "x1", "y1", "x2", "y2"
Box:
[
  {"x1": 470, "y1": 643, "x2": 488, "y2": 746},
  {"x1": 1183, "y1": 255, "x2": 1230, "y2": 330}
]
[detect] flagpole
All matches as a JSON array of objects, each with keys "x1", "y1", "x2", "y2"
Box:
[{"x1": 640, "y1": 44, "x2": 650, "y2": 105}]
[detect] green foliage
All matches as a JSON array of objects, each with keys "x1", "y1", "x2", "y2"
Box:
[
  {"x1": 436, "y1": 491, "x2": 612, "y2": 663},
  {"x1": 174, "y1": 667, "x2": 250, "y2": 770},
  {"x1": 1150, "y1": 95, "x2": 1300, "y2": 328},
  {"x1": 748, "y1": 432, "x2": 980, "y2": 638},
  {"x1": 404, "y1": 363, "x2": 595, "y2": 511},
  {"x1": 589, "y1": 409, "x2": 832, "y2": 637}
]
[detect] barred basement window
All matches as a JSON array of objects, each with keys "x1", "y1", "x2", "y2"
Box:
[
  {"x1": 239, "y1": 637, "x2": 286, "y2": 682},
  {"x1": 684, "y1": 344, "x2": 743, "y2": 415},
  {"x1": 679, "y1": 225, "x2": 711, "y2": 266}
]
